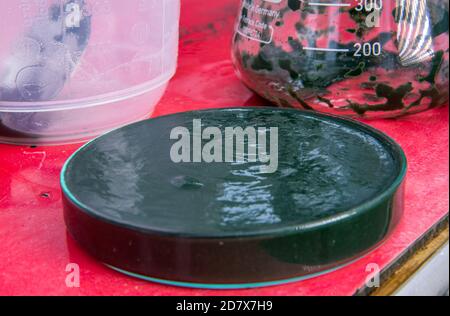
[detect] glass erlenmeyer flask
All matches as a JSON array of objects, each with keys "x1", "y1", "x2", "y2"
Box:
[{"x1": 232, "y1": 0, "x2": 449, "y2": 118}]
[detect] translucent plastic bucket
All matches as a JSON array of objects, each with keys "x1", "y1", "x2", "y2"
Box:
[{"x1": 0, "y1": 0, "x2": 180, "y2": 145}]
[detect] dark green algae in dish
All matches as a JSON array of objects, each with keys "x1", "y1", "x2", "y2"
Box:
[{"x1": 62, "y1": 108, "x2": 406, "y2": 287}]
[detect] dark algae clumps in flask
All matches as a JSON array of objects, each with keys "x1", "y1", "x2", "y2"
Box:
[{"x1": 232, "y1": 0, "x2": 449, "y2": 118}]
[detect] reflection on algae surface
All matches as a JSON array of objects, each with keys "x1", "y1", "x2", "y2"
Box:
[{"x1": 64, "y1": 108, "x2": 401, "y2": 237}]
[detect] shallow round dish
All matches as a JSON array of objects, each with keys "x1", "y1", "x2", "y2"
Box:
[{"x1": 61, "y1": 107, "x2": 407, "y2": 289}]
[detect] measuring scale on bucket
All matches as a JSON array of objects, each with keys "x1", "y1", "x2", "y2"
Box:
[{"x1": 232, "y1": 0, "x2": 449, "y2": 118}]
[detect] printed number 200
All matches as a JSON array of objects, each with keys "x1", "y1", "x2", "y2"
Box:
[{"x1": 354, "y1": 42, "x2": 382, "y2": 57}]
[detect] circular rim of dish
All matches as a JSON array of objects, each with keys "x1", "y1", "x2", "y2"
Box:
[{"x1": 60, "y1": 107, "x2": 408, "y2": 239}]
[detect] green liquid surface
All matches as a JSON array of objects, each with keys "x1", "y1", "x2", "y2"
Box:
[{"x1": 63, "y1": 108, "x2": 400, "y2": 237}]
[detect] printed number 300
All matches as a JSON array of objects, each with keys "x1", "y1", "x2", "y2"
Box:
[{"x1": 355, "y1": 0, "x2": 383, "y2": 11}]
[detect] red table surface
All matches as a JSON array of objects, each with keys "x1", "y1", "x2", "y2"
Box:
[{"x1": 0, "y1": 0, "x2": 448, "y2": 296}]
